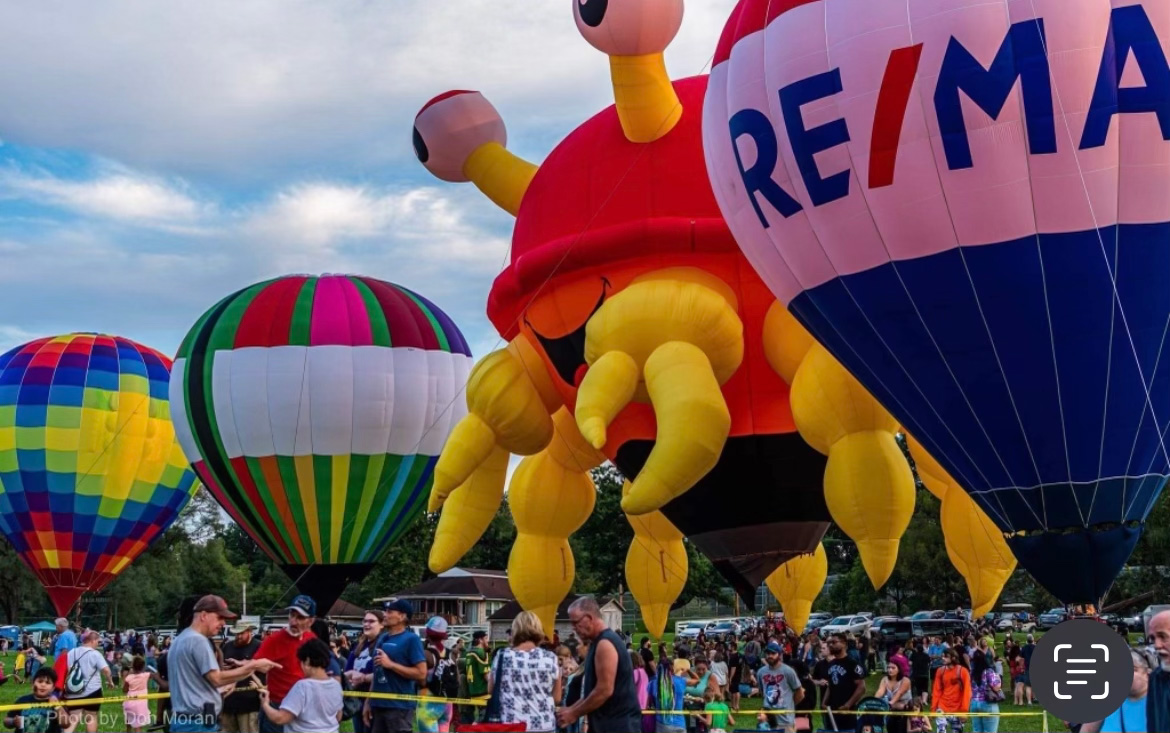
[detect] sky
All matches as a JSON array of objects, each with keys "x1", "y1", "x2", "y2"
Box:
[{"x1": 0, "y1": 0, "x2": 737, "y2": 362}]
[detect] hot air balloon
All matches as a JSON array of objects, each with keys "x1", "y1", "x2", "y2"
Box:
[
  {"x1": 704, "y1": 0, "x2": 1170, "y2": 603},
  {"x1": 0, "y1": 334, "x2": 198, "y2": 615},
  {"x1": 413, "y1": 0, "x2": 899, "y2": 633},
  {"x1": 170, "y1": 275, "x2": 472, "y2": 609}
]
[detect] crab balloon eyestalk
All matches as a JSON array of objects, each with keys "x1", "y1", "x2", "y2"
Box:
[{"x1": 574, "y1": 0, "x2": 685, "y2": 143}]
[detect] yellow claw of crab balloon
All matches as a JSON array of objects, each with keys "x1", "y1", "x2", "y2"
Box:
[
  {"x1": 765, "y1": 543, "x2": 828, "y2": 634},
  {"x1": 823, "y1": 431, "x2": 915, "y2": 589},
  {"x1": 762, "y1": 301, "x2": 815, "y2": 384},
  {"x1": 429, "y1": 444, "x2": 508, "y2": 573},
  {"x1": 620, "y1": 341, "x2": 731, "y2": 515},
  {"x1": 903, "y1": 433, "x2": 951, "y2": 501},
  {"x1": 903, "y1": 433, "x2": 1017, "y2": 616},
  {"x1": 507, "y1": 409, "x2": 601, "y2": 634},
  {"x1": 787, "y1": 343, "x2": 914, "y2": 590},
  {"x1": 624, "y1": 480, "x2": 687, "y2": 640}
]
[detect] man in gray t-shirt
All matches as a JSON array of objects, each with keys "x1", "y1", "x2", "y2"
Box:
[
  {"x1": 168, "y1": 595, "x2": 281, "y2": 733},
  {"x1": 755, "y1": 642, "x2": 804, "y2": 732}
]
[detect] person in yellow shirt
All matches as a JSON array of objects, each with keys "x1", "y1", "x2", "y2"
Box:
[{"x1": 13, "y1": 650, "x2": 25, "y2": 684}]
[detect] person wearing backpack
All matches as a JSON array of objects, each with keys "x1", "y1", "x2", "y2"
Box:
[
  {"x1": 930, "y1": 648, "x2": 972, "y2": 733},
  {"x1": 63, "y1": 631, "x2": 113, "y2": 733},
  {"x1": 418, "y1": 617, "x2": 456, "y2": 732}
]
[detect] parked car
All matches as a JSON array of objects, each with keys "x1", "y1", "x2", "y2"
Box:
[
  {"x1": 821, "y1": 615, "x2": 872, "y2": 635},
  {"x1": 708, "y1": 621, "x2": 742, "y2": 641},
  {"x1": 910, "y1": 618, "x2": 974, "y2": 640},
  {"x1": 872, "y1": 619, "x2": 913, "y2": 649},
  {"x1": 1037, "y1": 607, "x2": 1068, "y2": 630},
  {"x1": 805, "y1": 612, "x2": 834, "y2": 632},
  {"x1": 907, "y1": 610, "x2": 944, "y2": 621},
  {"x1": 676, "y1": 622, "x2": 704, "y2": 641},
  {"x1": 856, "y1": 612, "x2": 875, "y2": 620},
  {"x1": 995, "y1": 614, "x2": 1017, "y2": 631}
]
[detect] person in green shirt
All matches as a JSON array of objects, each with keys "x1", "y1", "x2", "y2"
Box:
[
  {"x1": 461, "y1": 631, "x2": 492, "y2": 723},
  {"x1": 700, "y1": 687, "x2": 735, "y2": 733}
]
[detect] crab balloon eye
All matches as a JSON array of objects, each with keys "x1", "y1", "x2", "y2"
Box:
[
  {"x1": 413, "y1": 90, "x2": 507, "y2": 183},
  {"x1": 577, "y1": 0, "x2": 607, "y2": 27},
  {"x1": 573, "y1": 0, "x2": 683, "y2": 56}
]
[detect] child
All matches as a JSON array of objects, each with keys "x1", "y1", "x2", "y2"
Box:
[
  {"x1": 756, "y1": 712, "x2": 770, "y2": 731},
  {"x1": 3, "y1": 667, "x2": 63, "y2": 733},
  {"x1": 907, "y1": 699, "x2": 930, "y2": 732},
  {"x1": 13, "y1": 650, "x2": 25, "y2": 685},
  {"x1": 699, "y1": 687, "x2": 734, "y2": 733},
  {"x1": 121, "y1": 656, "x2": 151, "y2": 733},
  {"x1": 259, "y1": 638, "x2": 342, "y2": 733}
]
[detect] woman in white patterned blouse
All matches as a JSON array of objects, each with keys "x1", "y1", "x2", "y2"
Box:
[{"x1": 488, "y1": 612, "x2": 562, "y2": 732}]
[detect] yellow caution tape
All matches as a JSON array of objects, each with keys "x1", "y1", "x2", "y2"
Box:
[
  {"x1": 0, "y1": 692, "x2": 170, "y2": 713},
  {"x1": 0, "y1": 689, "x2": 1049, "y2": 721}
]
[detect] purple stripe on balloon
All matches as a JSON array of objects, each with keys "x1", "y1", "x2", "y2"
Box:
[{"x1": 403, "y1": 288, "x2": 471, "y2": 356}]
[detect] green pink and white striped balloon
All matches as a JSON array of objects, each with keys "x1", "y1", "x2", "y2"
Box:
[{"x1": 170, "y1": 274, "x2": 472, "y2": 606}]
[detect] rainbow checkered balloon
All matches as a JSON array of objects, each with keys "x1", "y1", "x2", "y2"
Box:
[
  {"x1": 170, "y1": 274, "x2": 472, "y2": 608},
  {"x1": 0, "y1": 334, "x2": 198, "y2": 614}
]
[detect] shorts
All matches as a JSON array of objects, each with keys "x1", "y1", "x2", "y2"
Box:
[
  {"x1": 371, "y1": 706, "x2": 415, "y2": 733},
  {"x1": 912, "y1": 676, "x2": 930, "y2": 696},
  {"x1": 1016, "y1": 671, "x2": 1030, "y2": 685},
  {"x1": 68, "y1": 689, "x2": 104, "y2": 713}
]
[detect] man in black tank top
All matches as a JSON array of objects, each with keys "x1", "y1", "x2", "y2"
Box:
[{"x1": 556, "y1": 597, "x2": 641, "y2": 733}]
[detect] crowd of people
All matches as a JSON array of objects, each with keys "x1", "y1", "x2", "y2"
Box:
[{"x1": 0, "y1": 604, "x2": 1165, "y2": 733}]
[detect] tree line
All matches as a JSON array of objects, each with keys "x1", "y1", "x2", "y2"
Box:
[{"x1": 1, "y1": 458, "x2": 1166, "y2": 629}]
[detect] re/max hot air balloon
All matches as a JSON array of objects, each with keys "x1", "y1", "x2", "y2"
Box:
[
  {"x1": 170, "y1": 275, "x2": 472, "y2": 609},
  {"x1": 411, "y1": 0, "x2": 904, "y2": 634},
  {"x1": 704, "y1": 0, "x2": 1170, "y2": 603},
  {"x1": 0, "y1": 334, "x2": 198, "y2": 615}
]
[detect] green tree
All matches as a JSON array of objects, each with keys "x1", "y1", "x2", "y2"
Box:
[
  {"x1": 572, "y1": 464, "x2": 632, "y2": 595},
  {"x1": 0, "y1": 539, "x2": 50, "y2": 624}
]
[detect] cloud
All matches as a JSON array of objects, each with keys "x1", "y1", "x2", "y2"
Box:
[
  {"x1": 0, "y1": 0, "x2": 737, "y2": 182},
  {"x1": 0, "y1": 159, "x2": 510, "y2": 357},
  {"x1": 0, "y1": 166, "x2": 206, "y2": 226}
]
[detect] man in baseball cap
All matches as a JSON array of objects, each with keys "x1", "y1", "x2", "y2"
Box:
[
  {"x1": 170, "y1": 596, "x2": 279, "y2": 732},
  {"x1": 255, "y1": 594, "x2": 318, "y2": 729},
  {"x1": 284, "y1": 595, "x2": 316, "y2": 618},
  {"x1": 366, "y1": 599, "x2": 427, "y2": 732},
  {"x1": 383, "y1": 598, "x2": 413, "y2": 616},
  {"x1": 194, "y1": 595, "x2": 238, "y2": 619}
]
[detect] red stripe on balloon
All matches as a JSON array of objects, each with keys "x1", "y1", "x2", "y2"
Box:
[
  {"x1": 358, "y1": 278, "x2": 436, "y2": 350},
  {"x1": 868, "y1": 44, "x2": 923, "y2": 190},
  {"x1": 229, "y1": 455, "x2": 295, "y2": 561},
  {"x1": 235, "y1": 276, "x2": 309, "y2": 348}
]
